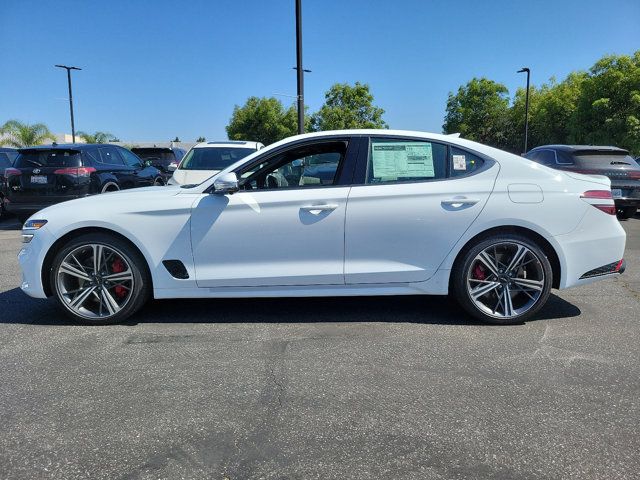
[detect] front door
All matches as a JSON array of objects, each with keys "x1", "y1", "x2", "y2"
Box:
[{"x1": 190, "y1": 139, "x2": 356, "y2": 287}]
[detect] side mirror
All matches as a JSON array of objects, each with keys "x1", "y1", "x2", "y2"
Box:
[
  {"x1": 213, "y1": 172, "x2": 239, "y2": 194},
  {"x1": 143, "y1": 159, "x2": 153, "y2": 168},
  {"x1": 168, "y1": 163, "x2": 178, "y2": 172}
]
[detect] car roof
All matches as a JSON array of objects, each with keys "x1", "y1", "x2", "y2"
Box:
[
  {"x1": 0, "y1": 147, "x2": 18, "y2": 152},
  {"x1": 193, "y1": 140, "x2": 262, "y2": 149},
  {"x1": 530, "y1": 144, "x2": 629, "y2": 154},
  {"x1": 17, "y1": 143, "x2": 112, "y2": 151}
]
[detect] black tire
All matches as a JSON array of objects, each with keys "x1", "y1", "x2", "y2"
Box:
[
  {"x1": 49, "y1": 232, "x2": 151, "y2": 325},
  {"x1": 451, "y1": 233, "x2": 553, "y2": 325},
  {"x1": 153, "y1": 177, "x2": 164, "y2": 186},
  {"x1": 617, "y1": 207, "x2": 637, "y2": 220}
]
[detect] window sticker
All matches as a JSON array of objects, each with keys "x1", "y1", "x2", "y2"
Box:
[
  {"x1": 371, "y1": 142, "x2": 434, "y2": 180},
  {"x1": 453, "y1": 154, "x2": 467, "y2": 170}
]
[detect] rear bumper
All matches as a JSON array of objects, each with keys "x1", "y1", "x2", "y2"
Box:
[
  {"x1": 554, "y1": 207, "x2": 626, "y2": 289},
  {"x1": 614, "y1": 198, "x2": 640, "y2": 207}
]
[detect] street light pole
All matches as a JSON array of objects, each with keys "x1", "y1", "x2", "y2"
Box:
[
  {"x1": 517, "y1": 67, "x2": 530, "y2": 154},
  {"x1": 295, "y1": 0, "x2": 304, "y2": 134},
  {"x1": 55, "y1": 65, "x2": 82, "y2": 143}
]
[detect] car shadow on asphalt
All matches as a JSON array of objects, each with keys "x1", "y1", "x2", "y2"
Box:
[{"x1": 0, "y1": 287, "x2": 581, "y2": 326}]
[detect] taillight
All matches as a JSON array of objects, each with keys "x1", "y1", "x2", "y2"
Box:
[
  {"x1": 627, "y1": 171, "x2": 640, "y2": 180},
  {"x1": 53, "y1": 167, "x2": 96, "y2": 177},
  {"x1": 581, "y1": 190, "x2": 612, "y2": 200},
  {"x1": 5, "y1": 167, "x2": 22, "y2": 177},
  {"x1": 580, "y1": 190, "x2": 616, "y2": 215}
]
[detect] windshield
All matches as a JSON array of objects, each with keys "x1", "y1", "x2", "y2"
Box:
[
  {"x1": 180, "y1": 147, "x2": 256, "y2": 171},
  {"x1": 15, "y1": 150, "x2": 82, "y2": 168}
]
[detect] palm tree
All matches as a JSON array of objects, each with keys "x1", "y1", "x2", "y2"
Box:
[
  {"x1": 0, "y1": 120, "x2": 56, "y2": 147},
  {"x1": 77, "y1": 131, "x2": 115, "y2": 144}
]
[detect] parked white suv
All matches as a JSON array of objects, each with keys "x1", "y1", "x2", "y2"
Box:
[{"x1": 167, "y1": 141, "x2": 263, "y2": 186}]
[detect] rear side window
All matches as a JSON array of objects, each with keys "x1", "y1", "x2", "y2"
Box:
[
  {"x1": 96, "y1": 147, "x2": 124, "y2": 166},
  {"x1": 0, "y1": 153, "x2": 13, "y2": 168},
  {"x1": 449, "y1": 147, "x2": 484, "y2": 177},
  {"x1": 132, "y1": 149, "x2": 176, "y2": 167},
  {"x1": 15, "y1": 150, "x2": 82, "y2": 168},
  {"x1": 366, "y1": 138, "x2": 447, "y2": 184}
]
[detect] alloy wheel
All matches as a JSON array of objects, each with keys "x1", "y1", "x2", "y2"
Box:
[
  {"x1": 466, "y1": 242, "x2": 545, "y2": 319},
  {"x1": 56, "y1": 243, "x2": 135, "y2": 319}
]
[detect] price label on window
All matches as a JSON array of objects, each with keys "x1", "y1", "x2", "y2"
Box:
[{"x1": 371, "y1": 142, "x2": 435, "y2": 180}]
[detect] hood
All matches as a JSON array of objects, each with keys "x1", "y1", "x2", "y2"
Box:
[
  {"x1": 35, "y1": 185, "x2": 182, "y2": 217},
  {"x1": 170, "y1": 169, "x2": 220, "y2": 186}
]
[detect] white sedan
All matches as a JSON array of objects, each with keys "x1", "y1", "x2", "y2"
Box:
[{"x1": 19, "y1": 130, "x2": 626, "y2": 325}]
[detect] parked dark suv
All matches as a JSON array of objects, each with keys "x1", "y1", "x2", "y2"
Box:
[
  {"x1": 131, "y1": 146, "x2": 186, "y2": 182},
  {"x1": 0, "y1": 147, "x2": 19, "y2": 217},
  {"x1": 5, "y1": 144, "x2": 164, "y2": 223},
  {"x1": 525, "y1": 145, "x2": 640, "y2": 219}
]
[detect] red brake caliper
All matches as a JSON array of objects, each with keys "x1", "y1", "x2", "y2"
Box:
[
  {"x1": 473, "y1": 263, "x2": 486, "y2": 280},
  {"x1": 111, "y1": 257, "x2": 127, "y2": 298}
]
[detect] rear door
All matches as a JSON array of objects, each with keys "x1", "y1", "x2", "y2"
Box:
[
  {"x1": 344, "y1": 136, "x2": 499, "y2": 284},
  {"x1": 7, "y1": 149, "x2": 85, "y2": 205}
]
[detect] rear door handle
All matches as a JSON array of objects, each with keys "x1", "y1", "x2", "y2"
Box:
[
  {"x1": 441, "y1": 197, "x2": 480, "y2": 206},
  {"x1": 300, "y1": 204, "x2": 339, "y2": 214}
]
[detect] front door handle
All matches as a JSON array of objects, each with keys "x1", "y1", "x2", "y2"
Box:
[
  {"x1": 300, "y1": 204, "x2": 339, "y2": 214},
  {"x1": 441, "y1": 197, "x2": 480, "y2": 207}
]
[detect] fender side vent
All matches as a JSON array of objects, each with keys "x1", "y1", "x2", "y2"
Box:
[{"x1": 162, "y1": 260, "x2": 189, "y2": 279}]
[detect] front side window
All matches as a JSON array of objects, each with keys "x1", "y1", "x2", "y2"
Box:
[
  {"x1": 239, "y1": 141, "x2": 346, "y2": 190},
  {"x1": 118, "y1": 148, "x2": 143, "y2": 168},
  {"x1": 366, "y1": 138, "x2": 446, "y2": 184}
]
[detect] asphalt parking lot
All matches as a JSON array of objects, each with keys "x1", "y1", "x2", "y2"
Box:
[{"x1": 0, "y1": 216, "x2": 639, "y2": 480}]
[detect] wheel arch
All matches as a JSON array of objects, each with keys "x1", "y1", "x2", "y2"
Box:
[
  {"x1": 449, "y1": 225, "x2": 562, "y2": 290},
  {"x1": 41, "y1": 227, "x2": 153, "y2": 297}
]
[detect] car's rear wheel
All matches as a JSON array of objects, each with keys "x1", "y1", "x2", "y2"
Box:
[
  {"x1": 617, "y1": 206, "x2": 636, "y2": 220},
  {"x1": 49, "y1": 233, "x2": 151, "y2": 325},
  {"x1": 452, "y1": 234, "x2": 552, "y2": 325}
]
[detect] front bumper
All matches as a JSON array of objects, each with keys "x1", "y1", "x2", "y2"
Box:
[{"x1": 18, "y1": 226, "x2": 54, "y2": 299}]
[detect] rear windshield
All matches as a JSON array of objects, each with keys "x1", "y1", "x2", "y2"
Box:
[
  {"x1": 573, "y1": 152, "x2": 639, "y2": 168},
  {"x1": 132, "y1": 149, "x2": 176, "y2": 166},
  {"x1": 180, "y1": 147, "x2": 256, "y2": 171},
  {"x1": 15, "y1": 150, "x2": 83, "y2": 168}
]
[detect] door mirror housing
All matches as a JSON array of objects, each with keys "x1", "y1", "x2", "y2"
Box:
[
  {"x1": 213, "y1": 172, "x2": 239, "y2": 194},
  {"x1": 168, "y1": 163, "x2": 178, "y2": 172}
]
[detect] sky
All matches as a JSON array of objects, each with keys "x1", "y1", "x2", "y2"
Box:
[{"x1": 1, "y1": 0, "x2": 638, "y2": 142}]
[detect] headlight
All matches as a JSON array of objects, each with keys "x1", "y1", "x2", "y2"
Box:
[{"x1": 23, "y1": 219, "x2": 48, "y2": 230}]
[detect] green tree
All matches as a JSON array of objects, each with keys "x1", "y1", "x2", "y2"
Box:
[
  {"x1": 0, "y1": 120, "x2": 56, "y2": 147},
  {"x1": 77, "y1": 131, "x2": 116, "y2": 143},
  {"x1": 310, "y1": 82, "x2": 387, "y2": 131},
  {"x1": 226, "y1": 96, "x2": 300, "y2": 145},
  {"x1": 443, "y1": 78, "x2": 511, "y2": 150},
  {"x1": 568, "y1": 51, "x2": 640, "y2": 154}
]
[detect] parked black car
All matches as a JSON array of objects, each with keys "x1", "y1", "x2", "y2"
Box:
[
  {"x1": 0, "y1": 147, "x2": 19, "y2": 217},
  {"x1": 525, "y1": 145, "x2": 640, "y2": 219},
  {"x1": 5, "y1": 144, "x2": 164, "y2": 223},
  {"x1": 131, "y1": 146, "x2": 186, "y2": 182}
]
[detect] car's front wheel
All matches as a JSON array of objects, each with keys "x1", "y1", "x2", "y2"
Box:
[
  {"x1": 49, "y1": 233, "x2": 151, "y2": 325},
  {"x1": 451, "y1": 234, "x2": 553, "y2": 325}
]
